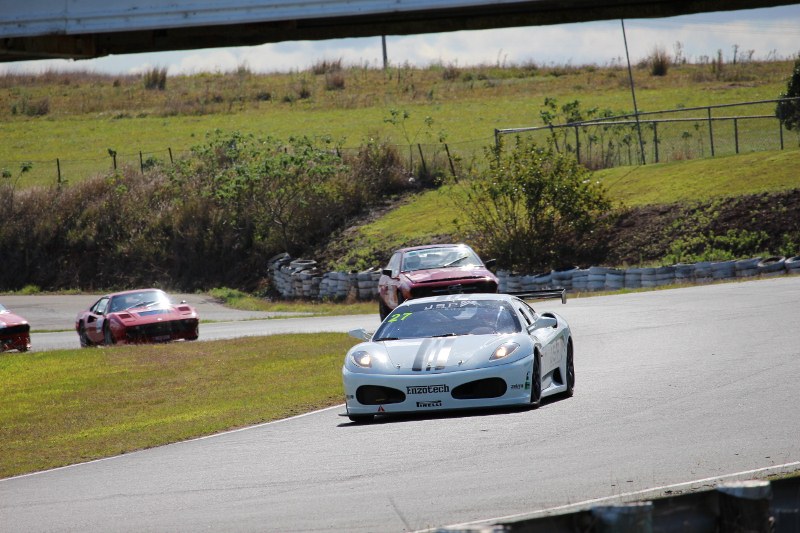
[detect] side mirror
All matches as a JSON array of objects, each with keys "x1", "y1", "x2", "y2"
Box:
[
  {"x1": 484, "y1": 258, "x2": 496, "y2": 268},
  {"x1": 381, "y1": 269, "x2": 393, "y2": 277},
  {"x1": 529, "y1": 316, "x2": 557, "y2": 331},
  {"x1": 348, "y1": 328, "x2": 373, "y2": 341}
]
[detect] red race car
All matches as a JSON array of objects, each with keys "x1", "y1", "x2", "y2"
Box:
[
  {"x1": 75, "y1": 288, "x2": 199, "y2": 347},
  {"x1": 377, "y1": 243, "x2": 499, "y2": 320},
  {"x1": 0, "y1": 303, "x2": 31, "y2": 352}
]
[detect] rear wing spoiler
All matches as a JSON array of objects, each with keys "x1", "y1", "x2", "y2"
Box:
[{"x1": 506, "y1": 289, "x2": 567, "y2": 304}]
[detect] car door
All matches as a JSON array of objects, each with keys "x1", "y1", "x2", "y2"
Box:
[
  {"x1": 84, "y1": 297, "x2": 110, "y2": 344},
  {"x1": 519, "y1": 300, "x2": 561, "y2": 375}
]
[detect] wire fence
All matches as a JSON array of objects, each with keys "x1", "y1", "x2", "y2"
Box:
[
  {"x1": 0, "y1": 136, "x2": 494, "y2": 188},
  {"x1": 495, "y1": 97, "x2": 800, "y2": 168},
  {"x1": 3, "y1": 97, "x2": 798, "y2": 187}
]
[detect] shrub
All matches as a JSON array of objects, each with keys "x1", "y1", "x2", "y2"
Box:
[
  {"x1": 456, "y1": 137, "x2": 613, "y2": 272},
  {"x1": 776, "y1": 57, "x2": 800, "y2": 132},
  {"x1": 143, "y1": 67, "x2": 167, "y2": 90},
  {"x1": 325, "y1": 72, "x2": 346, "y2": 91},
  {"x1": 312, "y1": 58, "x2": 342, "y2": 75},
  {"x1": 649, "y1": 46, "x2": 670, "y2": 76}
]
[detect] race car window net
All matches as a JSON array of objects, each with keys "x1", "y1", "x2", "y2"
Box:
[{"x1": 374, "y1": 300, "x2": 521, "y2": 340}]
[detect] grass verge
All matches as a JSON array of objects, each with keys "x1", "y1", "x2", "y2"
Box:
[
  {"x1": 0, "y1": 334, "x2": 358, "y2": 479},
  {"x1": 207, "y1": 287, "x2": 377, "y2": 315}
]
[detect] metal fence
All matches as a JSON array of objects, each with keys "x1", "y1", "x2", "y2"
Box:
[
  {"x1": 0, "y1": 136, "x2": 493, "y2": 189},
  {"x1": 495, "y1": 97, "x2": 800, "y2": 168}
]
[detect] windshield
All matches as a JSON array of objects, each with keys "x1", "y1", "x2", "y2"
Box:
[
  {"x1": 109, "y1": 290, "x2": 172, "y2": 313},
  {"x1": 401, "y1": 246, "x2": 482, "y2": 272},
  {"x1": 374, "y1": 300, "x2": 521, "y2": 340}
]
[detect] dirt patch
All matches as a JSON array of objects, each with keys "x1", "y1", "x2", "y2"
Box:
[{"x1": 605, "y1": 189, "x2": 800, "y2": 265}]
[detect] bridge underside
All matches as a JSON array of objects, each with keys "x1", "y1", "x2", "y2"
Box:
[{"x1": 0, "y1": 0, "x2": 794, "y2": 63}]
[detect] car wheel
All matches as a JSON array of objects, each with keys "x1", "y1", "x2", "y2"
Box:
[
  {"x1": 78, "y1": 324, "x2": 92, "y2": 348},
  {"x1": 378, "y1": 298, "x2": 391, "y2": 321},
  {"x1": 565, "y1": 339, "x2": 575, "y2": 397},
  {"x1": 529, "y1": 351, "x2": 542, "y2": 409},
  {"x1": 104, "y1": 325, "x2": 115, "y2": 346}
]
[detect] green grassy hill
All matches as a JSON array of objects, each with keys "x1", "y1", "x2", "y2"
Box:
[
  {"x1": 318, "y1": 147, "x2": 800, "y2": 269},
  {"x1": 1, "y1": 60, "x2": 794, "y2": 187}
]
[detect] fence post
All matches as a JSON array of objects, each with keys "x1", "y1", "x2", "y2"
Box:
[
  {"x1": 56, "y1": 158, "x2": 61, "y2": 187},
  {"x1": 417, "y1": 144, "x2": 427, "y2": 176},
  {"x1": 653, "y1": 122, "x2": 659, "y2": 163},
  {"x1": 779, "y1": 122, "x2": 784, "y2": 150},
  {"x1": 139, "y1": 151, "x2": 144, "y2": 174},
  {"x1": 734, "y1": 118, "x2": 739, "y2": 154},
  {"x1": 444, "y1": 143, "x2": 457, "y2": 180},
  {"x1": 707, "y1": 107, "x2": 715, "y2": 157},
  {"x1": 168, "y1": 147, "x2": 174, "y2": 164},
  {"x1": 574, "y1": 126, "x2": 580, "y2": 164}
]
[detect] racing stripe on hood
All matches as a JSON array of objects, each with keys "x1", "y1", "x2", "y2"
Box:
[
  {"x1": 433, "y1": 338, "x2": 455, "y2": 370},
  {"x1": 412, "y1": 339, "x2": 433, "y2": 371},
  {"x1": 412, "y1": 338, "x2": 456, "y2": 371}
]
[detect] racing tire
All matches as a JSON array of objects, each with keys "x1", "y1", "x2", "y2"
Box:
[
  {"x1": 529, "y1": 351, "x2": 542, "y2": 409},
  {"x1": 103, "y1": 325, "x2": 115, "y2": 346},
  {"x1": 348, "y1": 414, "x2": 374, "y2": 424},
  {"x1": 78, "y1": 323, "x2": 92, "y2": 348},
  {"x1": 565, "y1": 340, "x2": 575, "y2": 397}
]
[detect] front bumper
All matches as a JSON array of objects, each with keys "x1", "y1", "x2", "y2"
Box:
[
  {"x1": 0, "y1": 329, "x2": 31, "y2": 352},
  {"x1": 342, "y1": 354, "x2": 533, "y2": 416},
  {"x1": 119, "y1": 318, "x2": 199, "y2": 344}
]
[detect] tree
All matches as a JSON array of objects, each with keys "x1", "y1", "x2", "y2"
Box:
[
  {"x1": 457, "y1": 137, "x2": 613, "y2": 272},
  {"x1": 776, "y1": 57, "x2": 800, "y2": 132}
]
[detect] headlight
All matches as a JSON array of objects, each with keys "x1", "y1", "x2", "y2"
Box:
[
  {"x1": 350, "y1": 350, "x2": 372, "y2": 368},
  {"x1": 490, "y1": 342, "x2": 519, "y2": 361}
]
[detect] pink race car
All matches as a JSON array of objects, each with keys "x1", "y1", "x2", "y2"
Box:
[
  {"x1": 0, "y1": 303, "x2": 31, "y2": 352},
  {"x1": 377, "y1": 244, "x2": 498, "y2": 320},
  {"x1": 76, "y1": 288, "x2": 199, "y2": 347}
]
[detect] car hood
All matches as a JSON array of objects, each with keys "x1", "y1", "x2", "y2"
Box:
[
  {"x1": 0, "y1": 311, "x2": 28, "y2": 327},
  {"x1": 111, "y1": 305, "x2": 196, "y2": 324},
  {"x1": 371, "y1": 334, "x2": 526, "y2": 375},
  {"x1": 403, "y1": 266, "x2": 495, "y2": 284}
]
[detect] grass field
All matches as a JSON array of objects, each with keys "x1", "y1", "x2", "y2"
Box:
[
  {"x1": 0, "y1": 334, "x2": 357, "y2": 478},
  {"x1": 1, "y1": 60, "x2": 794, "y2": 187}
]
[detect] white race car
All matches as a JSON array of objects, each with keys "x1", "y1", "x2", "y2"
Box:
[{"x1": 342, "y1": 292, "x2": 573, "y2": 422}]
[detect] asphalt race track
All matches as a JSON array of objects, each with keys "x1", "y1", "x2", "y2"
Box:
[{"x1": 2, "y1": 277, "x2": 799, "y2": 532}]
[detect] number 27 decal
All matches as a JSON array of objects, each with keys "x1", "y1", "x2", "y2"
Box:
[{"x1": 387, "y1": 312, "x2": 412, "y2": 322}]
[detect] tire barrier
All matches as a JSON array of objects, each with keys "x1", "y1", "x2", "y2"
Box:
[
  {"x1": 267, "y1": 255, "x2": 381, "y2": 301},
  {"x1": 735, "y1": 257, "x2": 761, "y2": 278},
  {"x1": 757, "y1": 256, "x2": 786, "y2": 277},
  {"x1": 494, "y1": 477, "x2": 800, "y2": 533},
  {"x1": 266, "y1": 253, "x2": 800, "y2": 301}
]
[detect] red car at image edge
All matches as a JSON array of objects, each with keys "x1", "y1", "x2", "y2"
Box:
[
  {"x1": 377, "y1": 244, "x2": 499, "y2": 320},
  {"x1": 0, "y1": 303, "x2": 31, "y2": 352},
  {"x1": 75, "y1": 288, "x2": 199, "y2": 347}
]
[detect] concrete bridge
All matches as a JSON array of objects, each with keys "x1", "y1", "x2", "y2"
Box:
[{"x1": 0, "y1": 0, "x2": 795, "y2": 62}]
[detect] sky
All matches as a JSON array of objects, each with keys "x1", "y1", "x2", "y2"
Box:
[{"x1": 1, "y1": 4, "x2": 800, "y2": 75}]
